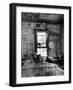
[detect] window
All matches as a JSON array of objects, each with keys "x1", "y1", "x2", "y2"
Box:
[{"x1": 36, "y1": 32, "x2": 47, "y2": 56}]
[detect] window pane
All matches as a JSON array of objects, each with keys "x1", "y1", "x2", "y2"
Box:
[
  {"x1": 37, "y1": 32, "x2": 46, "y2": 43},
  {"x1": 37, "y1": 43, "x2": 46, "y2": 47},
  {"x1": 37, "y1": 48, "x2": 47, "y2": 56}
]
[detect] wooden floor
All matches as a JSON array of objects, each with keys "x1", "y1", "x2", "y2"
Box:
[{"x1": 21, "y1": 62, "x2": 64, "y2": 77}]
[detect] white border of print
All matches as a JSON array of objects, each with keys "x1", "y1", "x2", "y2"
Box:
[{"x1": 16, "y1": 6, "x2": 69, "y2": 84}]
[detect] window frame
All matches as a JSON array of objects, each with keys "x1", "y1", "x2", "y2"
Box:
[{"x1": 34, "y1": 28, "x2": 49, "y2": 56}]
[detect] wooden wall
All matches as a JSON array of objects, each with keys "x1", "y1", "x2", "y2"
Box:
[{"x1": 21, "y1": 13, "x2": 64, "y2": 59}]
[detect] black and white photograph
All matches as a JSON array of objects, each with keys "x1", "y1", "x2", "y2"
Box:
[
  {"x1": 21, "y1": 12, "x2": 64, "y2": 77},
  {"x1": 10, "y1": 3, "x2": 71, "y2": 86}
]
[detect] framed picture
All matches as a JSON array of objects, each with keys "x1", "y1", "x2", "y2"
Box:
[{"x1": 9, "y1": 3, "x2": 71, "y2": 87}]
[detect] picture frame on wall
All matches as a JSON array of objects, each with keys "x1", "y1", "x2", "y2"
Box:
[{"x1": 9, "y1": 3, "x2": 71, "y2": 87}]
